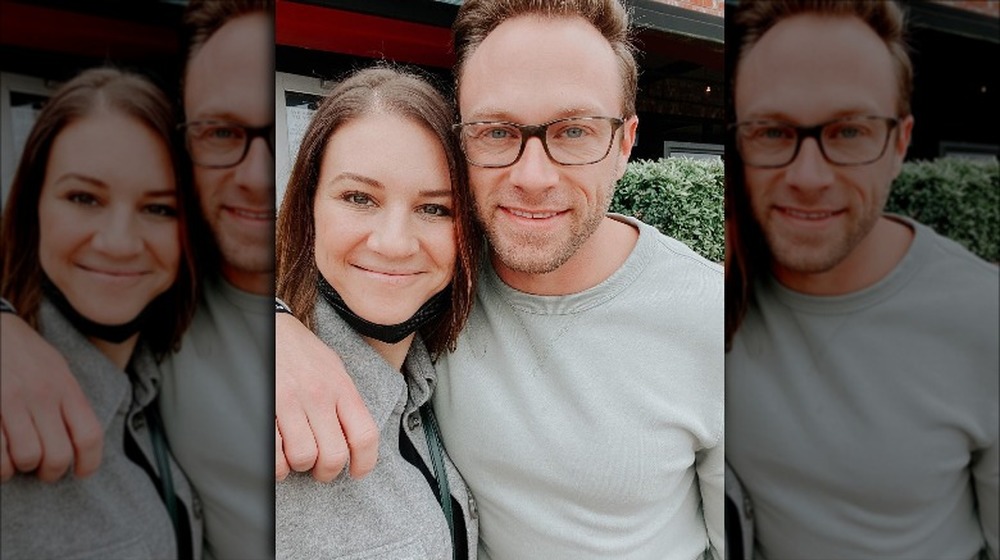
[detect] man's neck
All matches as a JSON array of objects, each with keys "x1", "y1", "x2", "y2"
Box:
[
  {"x1": 493, "y1": 216, "x2": 639, "y2": 296},
  {"x1": 222, "y1": 264, "x2": 273, "y2": 296},
  {"x1": 773, "y1": 215, "x2": 914, "y2": 296}
]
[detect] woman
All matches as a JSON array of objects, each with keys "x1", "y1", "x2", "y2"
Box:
[
  {"x1": 274, "y1": 67, "x2": 479, "y2": 559},
  {"x1": 0, "y1": 68, "x2": 203, "y2": 558}
]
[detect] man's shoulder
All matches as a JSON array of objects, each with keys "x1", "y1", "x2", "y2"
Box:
[
  {"x1": 912, "y1": 219, "x2": 997, "y2": 275},
  {"x1": 613, "y1": 215, "x2": 724, "y2": 295},
  {"x1": 611, "y1": 213, "x2": 723, "y2": 274},
  {"x1": 903, "y1": 218, "x2": 999, "y2": 302}
]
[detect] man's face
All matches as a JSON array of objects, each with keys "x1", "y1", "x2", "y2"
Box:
[
  {"x1": 184, "y1": 12, "x2": 274, "y2": 293},
  {"x1": 458, "y1": 15, "x2": 637, "y2": 277},
  {"x1": 736, "y1": 14, "x2": 913, "y2": 281}
]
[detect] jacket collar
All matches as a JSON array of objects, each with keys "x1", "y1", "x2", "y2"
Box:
[
  {"x1": 312, "y1": 295, "x2": 437, "y2": 432},
  {"x1": 37, "y1": 298, "x2": 158, "y2": 430}
]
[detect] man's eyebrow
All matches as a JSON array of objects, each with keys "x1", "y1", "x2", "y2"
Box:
[
  {"x1": 188, "y1": 111, "x2": 256, "y2": 124},
  {"x1": 743, "y1": 107, "x2": 883, "y2": 123},
  {"x1": 464, "y1": 105, "x2": 606, "y2": 123}
]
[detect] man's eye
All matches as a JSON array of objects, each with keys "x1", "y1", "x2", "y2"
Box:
[
  {"x1": 758, "y1": 127, "x2": 791, "y2": 140},
  {"x1": 557, "y1": 126, "x2": 588, "y2": 139},
  {"x1": 486, "y1": 127, "x2": 513, "y2": 140},
  {"x1": 207, "y1": 126, "x2": 243, "y2": 140},
  {"x1": 830, "y1": 125, "x2": 865, "y2": 139}
]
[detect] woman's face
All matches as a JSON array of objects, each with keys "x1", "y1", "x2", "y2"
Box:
[
  {"x1": 38, "y1": 110, "x2": 180, "y2": 326},
  {"x1": 314, "y1": 113, "x2": 456, "y2": 326}
]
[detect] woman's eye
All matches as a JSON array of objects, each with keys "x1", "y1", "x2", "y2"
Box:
[
  {"x1": 343, "y1": 192, "x2": 374, "y2": 206},
  {"x1": 419, "y1": 204, "x2": 451, "y2": 217},
  {"x1": 67, "y1": 192, "x2": 99, "y2": 206},
  {"x1": 144, "y1": 204, "x2": 178, "y2": 217}
]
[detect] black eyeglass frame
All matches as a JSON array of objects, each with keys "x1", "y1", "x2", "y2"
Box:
[
  {"x1": 454, "y1": 116, "x2": 626, "y2": 168},
  {"x1": 731, "y1": 115, "x2": 901, "y2": 169},
  {"x1": 178, "y1": 120, "x2": 275, "y2": 169}
]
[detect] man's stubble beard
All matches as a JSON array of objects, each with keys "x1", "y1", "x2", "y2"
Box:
[{"x1": 475, "y1": 182, "x2": 612, "y2": 276}]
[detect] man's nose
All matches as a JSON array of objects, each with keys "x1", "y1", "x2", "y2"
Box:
[
  {"x1": 235, "y1": 135, "x2": 274, "y2": 196},
  {"x1": 785, "y1": 138, "x2": 835, "y2": 192},
  {"x1": 508, "y1": 137, "x2": 559, "y2": 194}
]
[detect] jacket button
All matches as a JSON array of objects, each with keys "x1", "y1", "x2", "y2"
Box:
[
  {"x1": 407, "y1": 414, "x2": 421, "y2": 431},
  {"x1": 468, "y1": 494, "x2": 478, "y2": 520},
  {"x1": 193, "y1": 495, "x2": 204, "y2": 520},
  {"x1": 131, "y1": 414, "x2": 146, "y2": 430},
  {"x1": 743, "y1": 496, "x2": 754, "y2": 520}
]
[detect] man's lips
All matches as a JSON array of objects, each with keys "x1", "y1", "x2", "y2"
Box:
[
  {"x1": 774, "y1": 206, "x2": 845, "y2": 220},
  {"x1": 502, "y1": 207, "x2": 567, "y2": 220}
]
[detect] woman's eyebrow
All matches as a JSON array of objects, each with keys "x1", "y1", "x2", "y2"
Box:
[{"x1": 330, "y1": 172, "x2": 384, "y2": 189}]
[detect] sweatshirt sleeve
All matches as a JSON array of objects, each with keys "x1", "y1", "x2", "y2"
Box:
[{"x1": 698, "y1": 426, "x2": 725, "y2": 560}]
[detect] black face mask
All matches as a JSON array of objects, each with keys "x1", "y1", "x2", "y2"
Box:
[
  {"x1": 42, "y1": 276, "x2": 147, "y2": 343},
  {"x1": 316, "y1": 274, "x2": 450, "y2": 344}
]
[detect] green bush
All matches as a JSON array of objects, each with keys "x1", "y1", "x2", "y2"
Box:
[
  {"x1": 887, "y1": 157, "x2": 999, "y2": 262},
  {"x1": 611, "y1": 157, "x2": 724, "y2": 262}
]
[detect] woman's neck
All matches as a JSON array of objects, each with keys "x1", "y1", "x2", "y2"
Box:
[
  {"x1": 90, "y1": 334, "x2": 139, "y2": 370},
  {"x1": 363, "y1": 333, "x2": 416, "y2": 372}
]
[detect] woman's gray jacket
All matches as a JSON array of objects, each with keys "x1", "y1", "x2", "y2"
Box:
[
  {"x1": 0, "y1": 299, "x2": 204, "y2": 559},
  {"x1": 276, "y1": 295, "x2": 478, "y2": 559}
]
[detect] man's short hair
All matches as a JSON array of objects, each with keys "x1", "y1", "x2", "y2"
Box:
[
  {"x1": 452, "y1": 0, "x2": 638, "y2": 118},
  {"x1": 183, "y1": 0, "x2": 272, "y2": 67}
]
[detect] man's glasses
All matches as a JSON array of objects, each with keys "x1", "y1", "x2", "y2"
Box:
[
  {"x1": 454, "y1": 116, "x2": 625, "y2": 168},
  {"x1": 732, "y1": 115, "x2": 900, "y2": 169},
  {"x1": 179, "y1": 120, "x2": 275, "y2": 169}
]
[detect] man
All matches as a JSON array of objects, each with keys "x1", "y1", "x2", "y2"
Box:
[
  {"x1": 1, "y1": 1, "x2": 275, "y2": 558},
  {"x1": 724, "y1": 1, "x2": 998, "y2": 558},
  {"x1": 275, "y1": 1, "x2": 724, "y2": 558}
]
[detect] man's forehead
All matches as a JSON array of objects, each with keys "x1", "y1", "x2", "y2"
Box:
[
  {"x1": 457, "y1": 15, "x2": 623, "y2": 122},
  {"x1": 735, "y1": 13, "x2": 899, "y2": 122},
  {"x1": 184, "y1": 12, "x2": 271, "y2": 124}
]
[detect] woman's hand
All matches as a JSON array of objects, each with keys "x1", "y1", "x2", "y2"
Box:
[
  {"x1": 275, "y1": 312, "x2": 379, "y2": 482},
  {"x1": 1, "y1": 313, "x2": 103, "y2": 482}
]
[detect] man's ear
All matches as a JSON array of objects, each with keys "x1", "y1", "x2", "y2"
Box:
[
  {"x1": 615, "y1": 115, "x2": 639, "y2": 178},
  {"x1": 890, "y1": 114, "x2": 914, "y2": 178}
]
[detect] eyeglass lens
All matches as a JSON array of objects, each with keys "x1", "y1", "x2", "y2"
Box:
[
  {"x1": 185, "y1": 122, "x2": 274, "y2": 168},
  {"x1": 459, "y1": 117, "x2": 620, "y2": 167},
  {"x1": 736, "y1": 116, "x2": 895, "y2": 167}
]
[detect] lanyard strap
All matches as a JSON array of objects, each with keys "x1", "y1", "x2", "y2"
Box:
[
  {"x1": 421, "y1": 405, "x2": 455, "y2": 558},
  {"x1": 148, "y1": 404, "x2": 181, "y2": 554}
]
